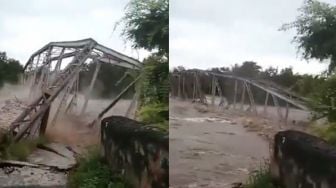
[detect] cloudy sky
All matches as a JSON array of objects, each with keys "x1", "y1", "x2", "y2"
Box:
[
  {"x1": 0, "y1": 0, "x2": 149, "y2": 66},
  {"x1": 170, "y1": 0, "x2": 335, "y2": 74},
  {"x1": 1, "y1": 0, "x2": 335, "y2": 75}
]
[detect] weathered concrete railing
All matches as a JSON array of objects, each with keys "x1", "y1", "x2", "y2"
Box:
[
  {"x1": 101, "y1": 116, "x2": 168, "y2": 188},
  {"x1": 271, "y1": 130, "x2": 336, "y2": 188}
]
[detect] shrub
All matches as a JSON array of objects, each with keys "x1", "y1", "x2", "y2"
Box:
[
  {"x1": 138, "y1": 103, "x2": 168, "y2": 125},
  {"x1": 244, "y1": 165, "x2": 279, "y2": 188},
  {"x1": 308, "y1": 76, "x2": 336, "y2": 122},
  {"x1": 136, "y1": 54, "x2": 168, "y2": 130},
  {"x1": 312, "y1": 122, "x2": 336, "y2": 145},
  {"x1": 68, "y1": 146, "x2": 129, "y2": 188},
  {"x1": 0, "y1": 136, "x2": 48, "y2": 161}
]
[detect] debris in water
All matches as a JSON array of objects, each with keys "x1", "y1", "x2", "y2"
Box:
[
  {"x1": 170, "y1": 116, "x2": 231, "y2": 124},
  {"x1": 0, "y1": 99, "x2": 27, "y2": 131}
]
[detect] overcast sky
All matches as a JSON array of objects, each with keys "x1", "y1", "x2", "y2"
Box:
[
  {"x1": 170, "y1": 0, "x2": 335, "y2": 74},
  {"x1": 0, "y1": 0, "x2": 149, "y2": 66},
  {"x1": 1, "y1": 0, "x2": 335, "y2": 75}
]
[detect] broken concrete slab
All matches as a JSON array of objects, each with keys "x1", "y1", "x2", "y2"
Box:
[
  {"x1": 0, "y1": 165, "x2": 67, "y2": 187},
  {"x1": 0, "y1": 143, "x2": 75, "y2": 187},
  {"x1": 0, "y1": 160, "x2": 40, "y2": 168},
  {"x1": 27, "y1": 148, "x2": 76, "y2": 170},
  {"x1": 41, "y1": 142, "x2": 76, "y2": 160}
]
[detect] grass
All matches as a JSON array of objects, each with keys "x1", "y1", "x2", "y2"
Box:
[
  {"x1": 68, "y1": 146, "x2": 130, "y2": 188},
  {"x1": 311, "y1": 122, "x2": 336, "y2": 145},
  {"x1": 138, "y1": 102, "x2": 169, "y2": 133},
  {"x1": 244, "y1": 164, "x2": 280, "y2": 188},
  {"x1": 244, "y1": 122, "x2": 336, "y2": 188},
  {"x1": 0, "y1": 135, "x2": 48, "y2": 161},
  {"x1": 138, "y1": 103, "x2": 168, "y2": 124}
]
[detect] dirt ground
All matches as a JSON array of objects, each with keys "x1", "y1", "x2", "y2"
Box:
[{"x1": 169, "y1": 98, "x2": 310, "y2": 188}]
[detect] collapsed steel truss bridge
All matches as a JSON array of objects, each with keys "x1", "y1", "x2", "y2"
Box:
[
  {"x1": 10, "y1": 38, "x2": 142, "y2": 141},
  {"x1": 171, "y1": 70, "x2": 311, "y2": 124}
]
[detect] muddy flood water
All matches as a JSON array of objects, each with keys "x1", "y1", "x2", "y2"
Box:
[
  {"x1": 169, "y1": 96, "x2": 313, "y2": 188},
  {"x1": 45, "y1": 97, "x2": 133, "y2": 151},
  {"x1": 0, "y1": 83, "x2": 134, "y2": 152}
]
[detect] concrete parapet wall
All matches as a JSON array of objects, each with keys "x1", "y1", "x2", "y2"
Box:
[
  {"x1": 271, "y1": 130, "x2": 336, "y2": 188},
  {"x1": 101, "y1": 116, "x2": 168, "y2": 188}
]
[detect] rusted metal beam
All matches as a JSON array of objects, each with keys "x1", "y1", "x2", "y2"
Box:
[
  {"x1": 182, "y1": 74, "x2": 186, "y2": 99},
  {"x1": 271, "y1": 94, "x2": 283, "y2": 122},
  {"x1": 233, "y1": 80, "x2": 238, "y2": 109},
  {"x1": 264, "y1": 92, "x2": 269, "y2": 114},
  {"x1": 81, "y1": 61, "x2": 101, "y2": 114},
  {"x1": 215, "y1": 78, "x2": 224, "y2": 107},
  {"x1": 50, "y1": 75, "x2": 78, "y2": 126},
  {"x1": 125, "y1": 91, "x2": 139, "y2": 118},
  {"x1": 285, "y1": 102, "x2": 289, "y2": 125},
  {"x1": 97, "y1": 75, "x2": 141, "y2": 119},
  {"x1": 192, "y1": 72, "x2": 196, "y2": 100},
  {"x1": 39, "y1": 93, "x2": 51, "y2": 135},
  {"x1": 240, "y1": 81, "x2": 246, "y2": 110},
  {"x1": 24, "y1": 38, "x2": 142, "y2": 71},
  {"x1": 10, "y1": 96, "x2": 43, "y2": 132},
  {"x1": 211, "y1": 75, "x2": 216, "y2": 106},
  {"x1": 244, "y1": 82, "x2": 257, "y2": 114},
  {"x1": 89, "y1": 75, "x2": 141, "y2": 128},
  {"x1": 54, "y1": 48, "x2": 65, "y2": 72},
  {"x1": 14, "y1": 43, "x2": 95, "y2": 141},
  {"x1": 209, "y1": 72, "x2": 308, "y2": 110},
  {"x1": 178, "y1": 75, "x2": 181, "y2": 98}
]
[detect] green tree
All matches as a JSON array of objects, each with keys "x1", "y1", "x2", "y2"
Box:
[
  {"x1": 293, "y1": 74, "x2": 325, "y2": 97},
  {"x1": 281, "y1": 0, "x2": 336, "y2": 73},
  {"x1": 282, "y1": 0, "x2": 336, "y2": 122},
  {"x1": 309, "y1": 75, "x2": 336, "y2": 121},
  {"x1": 137, "y1": 55, "x2": 168, "y2": 125},
  {"x1": 118, "y1": 0, "x2": 169, "y2": 126},
  {"x1": 138, "y1": 55, "x2": 168, "y2": 106},
  {"x1": 232, "y1": 61, "x2": 261, "y2": 78},
  {"x1": 273, "y1": 67, "x2": 299, "y2": 88},
  {"x1": 173, "y1": 66, "x2": 186, "y2": 73},
  {"x1": 260, "y1": 66, "x2": 278, "y2": 79},
  {"x1": 0, "y1": 52, "x2": 23, "y2": 87},
  {"x1": 118, "y1": 0, "x2": 168, "y2": 55}
]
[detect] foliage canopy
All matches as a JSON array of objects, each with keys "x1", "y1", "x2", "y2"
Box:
[
  {"x1": 118, "y1": 0, "x2": 169, "y2": 55},
  {"x1": 281, "y1": 0, "x2": 336, "y2": 73},
  {"x1": 118, "y1": 0, "x2": 169, "y2": 125},
  {"x1": 0, "y1": 52, "x2": 23, "y2": 87}
]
